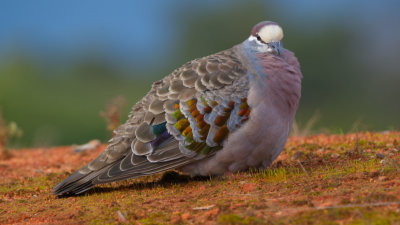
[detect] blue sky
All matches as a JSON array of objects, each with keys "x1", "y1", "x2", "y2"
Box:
[
  {"x1": 0, "y1": 0, "x2": 399, "y2": 144},
  {"x1": 0, "y1": 1, "x2": 399, "y2": 67},
  {"x1": 0, "y1": 1, "x2": 180, "y2": 64}
]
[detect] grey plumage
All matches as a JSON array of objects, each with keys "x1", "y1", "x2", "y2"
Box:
[{"x1": 53, "y1": 21, "x2": 302, "y2": 196}]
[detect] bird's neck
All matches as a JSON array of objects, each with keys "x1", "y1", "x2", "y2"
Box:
[{"x1": 242, "y1": 48, "x2": 302, "y2": 117}]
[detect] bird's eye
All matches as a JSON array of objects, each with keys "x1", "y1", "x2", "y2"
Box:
[{"x1": 256, "y1": 34, "x2": 265, "y2": 44}]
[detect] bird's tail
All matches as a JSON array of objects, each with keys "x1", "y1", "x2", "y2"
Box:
[{"x1": 52, "y1": 164, "x2": 111, "y2": 196}]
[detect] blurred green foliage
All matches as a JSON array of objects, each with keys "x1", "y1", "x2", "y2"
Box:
[
  {"x1": 0, "y1": 2, "x2": 398, "y2": 147},
  {"x1": 0, "y1": 56, "x2": 153, "y2": 146},
  {"x1": 0, "y1": 109, "x2": 23, "y2": 156}
]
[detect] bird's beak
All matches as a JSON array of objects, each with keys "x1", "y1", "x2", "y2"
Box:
[{"x1": 267, "y1": 41, "x2": 281, "y2": 56}]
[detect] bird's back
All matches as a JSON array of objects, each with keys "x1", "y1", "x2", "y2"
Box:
[{"x1": 53, "y1": 21, "x2": 303, "y2": 196}]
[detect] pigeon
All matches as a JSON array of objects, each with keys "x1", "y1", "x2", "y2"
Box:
[{"x1": 53, "y1": 21, "x2": 303, "y2": 196}]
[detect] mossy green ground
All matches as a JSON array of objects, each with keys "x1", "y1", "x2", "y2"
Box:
[{"x1": 1, "y1": 131, "x2": 399, "y2": 224}]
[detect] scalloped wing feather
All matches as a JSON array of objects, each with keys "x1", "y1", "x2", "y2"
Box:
[{"x1": 52, "y1": 46, "x2": 252, "y2": 196}]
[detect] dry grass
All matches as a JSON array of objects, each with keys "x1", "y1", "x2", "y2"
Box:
[
  {"x1": 0, "y1": 109, "x2": 23, "y2": 160},
  {"x1": 291, "y1": 111, "x2": 320, "y2": 137},
  {"x1": 0, "y1": 131, "x2": 399, "y2": 224},
  {"x1": 99, "y1": 95, "x2": 126, "y2": 135}
]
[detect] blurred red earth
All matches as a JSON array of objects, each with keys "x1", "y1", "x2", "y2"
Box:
[{"x1": 1, "y1": 131, "x2": 399, "y2": 224}]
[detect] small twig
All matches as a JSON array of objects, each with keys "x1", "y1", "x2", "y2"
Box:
[
  {"x1": 354, "y1": 128, "x2": 359, "y2": 152},
  {"x1": 291, "y1": 110, "x2": 320, "y2": 137},
  {"x1": 116, "y1": 210, "x2": 127, "y2": 223},
  {"x1": 99, "y1": 95, "x2": 126, "y2": 135},
  {"x1": 297, "y1": 160, "x2": 309, "y2": 177},
  {"x1": 193, "y1": 205, "x2": 215, "y2": 210},
  {"x1": 297, "y1": 160, "x2": 313, "y2": 191},
  {"x1": 280, "y1": 201, "x2": 400, "y2": 215},
  {"x1": 314, "y1": 201, "x2": 400, "y2": 210}
]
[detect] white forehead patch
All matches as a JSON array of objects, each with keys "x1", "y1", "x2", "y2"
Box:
[{"x1": 258, "y1": 24, "x2": 284, "y2": 43}]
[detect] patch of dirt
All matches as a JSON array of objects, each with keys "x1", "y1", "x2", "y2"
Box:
[{"x1": 1, "y1": 131, "x2": 400, "y2": 224}]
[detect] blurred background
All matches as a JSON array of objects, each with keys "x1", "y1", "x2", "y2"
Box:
[{"x1": 0, "y1": 0, "x2": 399, "y2": 147}]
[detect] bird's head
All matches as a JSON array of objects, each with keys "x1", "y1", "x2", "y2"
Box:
[{"x1": 246, "y1": 21, "x2": 284, "y2": 56}]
